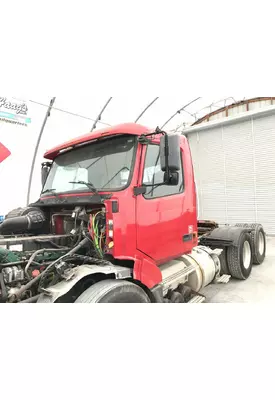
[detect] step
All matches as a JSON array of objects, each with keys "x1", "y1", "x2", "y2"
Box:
[
  {"x1": 161, "y1": 258, "x2": 197, "y2": 294},
  {"x1": 188, "y1": 295, "x2": 206, "y2": 304},
  {"x1": 215, "y1": 274, "x2": 231, "y2": 284}
]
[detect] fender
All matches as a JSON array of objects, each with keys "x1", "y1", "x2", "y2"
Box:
[
  {"x1": 209, "y1": 227, "x2": 252, "y2": 246},
  {"x1": 37, "y1": 264, "x2": 132, "y2": 303},
  {"x1": 200, "y1": 226, "x2": 251, "y2": 248}
]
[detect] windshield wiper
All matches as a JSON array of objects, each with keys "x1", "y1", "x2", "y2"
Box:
[
  {"x1": 40, "y1": 188, "x2": 65, "y2": 203},
  {"x1": 69, "y1": 181, "x2": 101, "y2": 196},
  {"x1": 102, "y1": 167, "x2": 130, "y2": 188},
  {"x1": 41, "y1": 188, "x2": 57, "y2": 196}
]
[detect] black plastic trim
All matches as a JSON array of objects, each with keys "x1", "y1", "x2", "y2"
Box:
[
  {"x1": 199, "y1": 226, "x2": 249, "y2": 248},
  {"x1": 199, "y1": 238, "x2": 233, "y2": 247},
  {"x1": 112, "y1": 201, "x2": 119, "y2": 213},
  {"x1": 134, "y1": 187, "x2": 147, "y2": 196},
  {"x1": 32, "y1": 194, "x2": 112, "y2": 208},
  {"x1": 150, "y1": 284, "x2": 164, "y2": 303},
  {"x1": 183, "y1": 234, "x2": 193, "y2": 243}
]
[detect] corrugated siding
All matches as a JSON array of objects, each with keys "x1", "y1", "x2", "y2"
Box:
[
  {"x1": 223, "y1": 120, "x2": 256, "y2": 224},
  {"x1": 188, "y1": 127, "x2": 227, "y2": 224},
  {"x1": 197, "y1": 127, "x2": 227, "y2": 223},
  {"x1": 254, "y1": 114, "x2": 275, "y2": 234},
  {"x1": 187, "y1": 111, "x2": 275, "y2": 234},
  {"x1": 188, "y1": 133, "x2": 201, "y2": 218},
  {"x1": 228, "y1": 104, "x2": 247, "y2": 117}
]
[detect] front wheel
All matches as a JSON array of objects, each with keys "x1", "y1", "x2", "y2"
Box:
[{"x1": 75, "y1": 280, "x2": 151, "y2": 303}]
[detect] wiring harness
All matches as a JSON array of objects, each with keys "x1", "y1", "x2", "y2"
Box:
[{"x1": 88, "y1": 212, "x2": 106, "y2": 259}]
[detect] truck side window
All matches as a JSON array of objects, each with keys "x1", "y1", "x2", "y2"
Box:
[{"x1": 143, "y1": 144, "x2": 184, "y2": 199}]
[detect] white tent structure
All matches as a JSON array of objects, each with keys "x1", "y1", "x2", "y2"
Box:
[{"x1": 0, "y1": 96, "x2": 260, "y2": 217}]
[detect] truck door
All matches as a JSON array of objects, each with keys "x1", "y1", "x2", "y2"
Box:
[{"x1": 136, "y1": 141, "x2": 195, "y2": 265}]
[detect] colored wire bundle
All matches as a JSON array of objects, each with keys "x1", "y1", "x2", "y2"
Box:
[{"x1": 88, "y1": 212, "x2": 105, "y2": 258}]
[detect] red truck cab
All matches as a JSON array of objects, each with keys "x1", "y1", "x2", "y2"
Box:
[
  {"x1": 0, "y1": 123, "x2": 266, "y2": 303},
  {"x1": 41, "y1": 123, "x2": 198, "y2": 289}
]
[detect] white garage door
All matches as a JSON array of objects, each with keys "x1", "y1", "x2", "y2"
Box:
[
  {"x1": 223, "y1": 119, "x2": 256, "y2": 224},
  {"x1": 254, "y1": 114, "x2": 275, "y2": 234},
  {"x1": 187, "y1": 113, "x2": 275, "y2": 235},
  {"x1": 188, "y1": 127, "x2": 228, "y2": 224}
]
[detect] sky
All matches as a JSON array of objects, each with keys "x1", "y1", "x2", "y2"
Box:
[{"x1": 0, "y1": 95, "x2": 260, "y2": 215}]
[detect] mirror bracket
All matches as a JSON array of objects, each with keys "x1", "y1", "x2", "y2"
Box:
[{"x1": 41, "y1": 162, "x2": 52, "y2": 188}]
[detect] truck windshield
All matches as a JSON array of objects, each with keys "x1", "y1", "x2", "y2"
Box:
[{"x1": 42, "y1": 135, "x2": 136, "y2": 194}]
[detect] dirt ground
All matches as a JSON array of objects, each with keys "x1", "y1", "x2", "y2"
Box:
[{"x1": 202, "y1": 237, "x2": 275, "y2": 303}]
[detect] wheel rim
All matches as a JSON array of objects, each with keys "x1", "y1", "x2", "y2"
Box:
[
  {"x1": 243, "y1": 241, "x2": 252, "y2": 269},
  {"x1": 258, "y1": 232, "x2": 265, "y2": 256}
]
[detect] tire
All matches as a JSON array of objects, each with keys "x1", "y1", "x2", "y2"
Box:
[
  {"x1": 75, "y1": 280, "x2": 151, "y2": 303},
  {"x1": 176, "y1": 284, "x2": 192, "y2": 301},
  {"x1": 219, "y1": 248, "x2": 230, "y2": 275},
  {"x1": 170, "y1": 292, "x2": 185, "y2": 303},
  {"x1": 235, "y1": 223, "x2": 266, "y2": 265},
  {"x1": 227, "y1": 232, "x2": 253, "y2": 280}
]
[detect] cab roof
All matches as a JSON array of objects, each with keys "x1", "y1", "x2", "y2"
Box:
[{"x1": 44, "y1": 123, "x2": 153, "y2": 160}]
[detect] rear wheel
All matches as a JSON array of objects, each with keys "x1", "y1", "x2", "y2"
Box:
[
  {"x1": 75, "y1": 280, "x2": 151, "y2": 303},
  {"x1": 256, "y1": 229, "x2": 266, "y2": 264},
  {"x1": 227, "y1": 232, "x2": 253, "y2": 280},
  {"x1": 219, "y1": 248, "x2": 230, "y2": 275},
  {"x1": 235, "y1": 223, "x2": 266, "y2": 265}
]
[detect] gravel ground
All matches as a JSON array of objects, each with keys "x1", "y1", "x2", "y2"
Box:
[{"x1": 202, "y1": 237, "x2": 275, "y2": 303}]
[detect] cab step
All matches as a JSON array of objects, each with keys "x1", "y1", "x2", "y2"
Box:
[
  {"x1": 161, "y1": 257, "x2": 196, "y2": 295},
  {"x1": 188, "y1": 294, "x2": 206, "y2": 303},
  {"x1": 215, "y1": 274, "x2": 231, "y2": 284}
]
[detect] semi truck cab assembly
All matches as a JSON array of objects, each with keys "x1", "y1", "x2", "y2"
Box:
[{"x1": 0, "y1": 123, "x2": 267, "y2": 303}]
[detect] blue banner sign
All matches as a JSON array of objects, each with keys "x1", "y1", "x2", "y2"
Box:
[{"x1": 0, "y1": 97, "x2": 31, "y2": 126}]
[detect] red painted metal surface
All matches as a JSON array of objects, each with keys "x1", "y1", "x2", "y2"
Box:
[
  {"x1": 42, "y1": 124, "x2": 198, "y2": 289},
  {"x1": 44, "y1": 123, "x2": 153, "y2": 160},
  {"x1": 0, "y1": 142, "x2": 11, "y2": 164},
  {"x1": 136, "y1": 136, "x2": 198, "y2": 270}
]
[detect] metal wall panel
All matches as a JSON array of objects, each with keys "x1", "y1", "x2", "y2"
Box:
[
  {"x1": 188, "y1": 127, "x2": 227, "y2": 224},
  {"x1": 223, "y1": 120, "x2": 256, "y2": 225},
  {"x1": 253, "y1": 114, "x2": 275, "y2": 234},
  {"x1": 187, "y1": 132, "x2": 202, "y2": 218},
  {"x1": 187, "y1": 111, "x2": 275, "y2": 234}
]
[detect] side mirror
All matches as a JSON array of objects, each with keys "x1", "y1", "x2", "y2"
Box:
[
  {"x1": 41, "y1": 162, "x2": 52, "y2": 188},
  {"x1": 164, "y1": 171, "x2": 179, "y2": 186},
  {"x1": 160, "y1": 134, "x2": 181, "y2": 173}
]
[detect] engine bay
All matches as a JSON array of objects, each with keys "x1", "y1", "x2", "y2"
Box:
[{"x1": 0, "y1": 205, "x2": 109, "y2": 303}]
